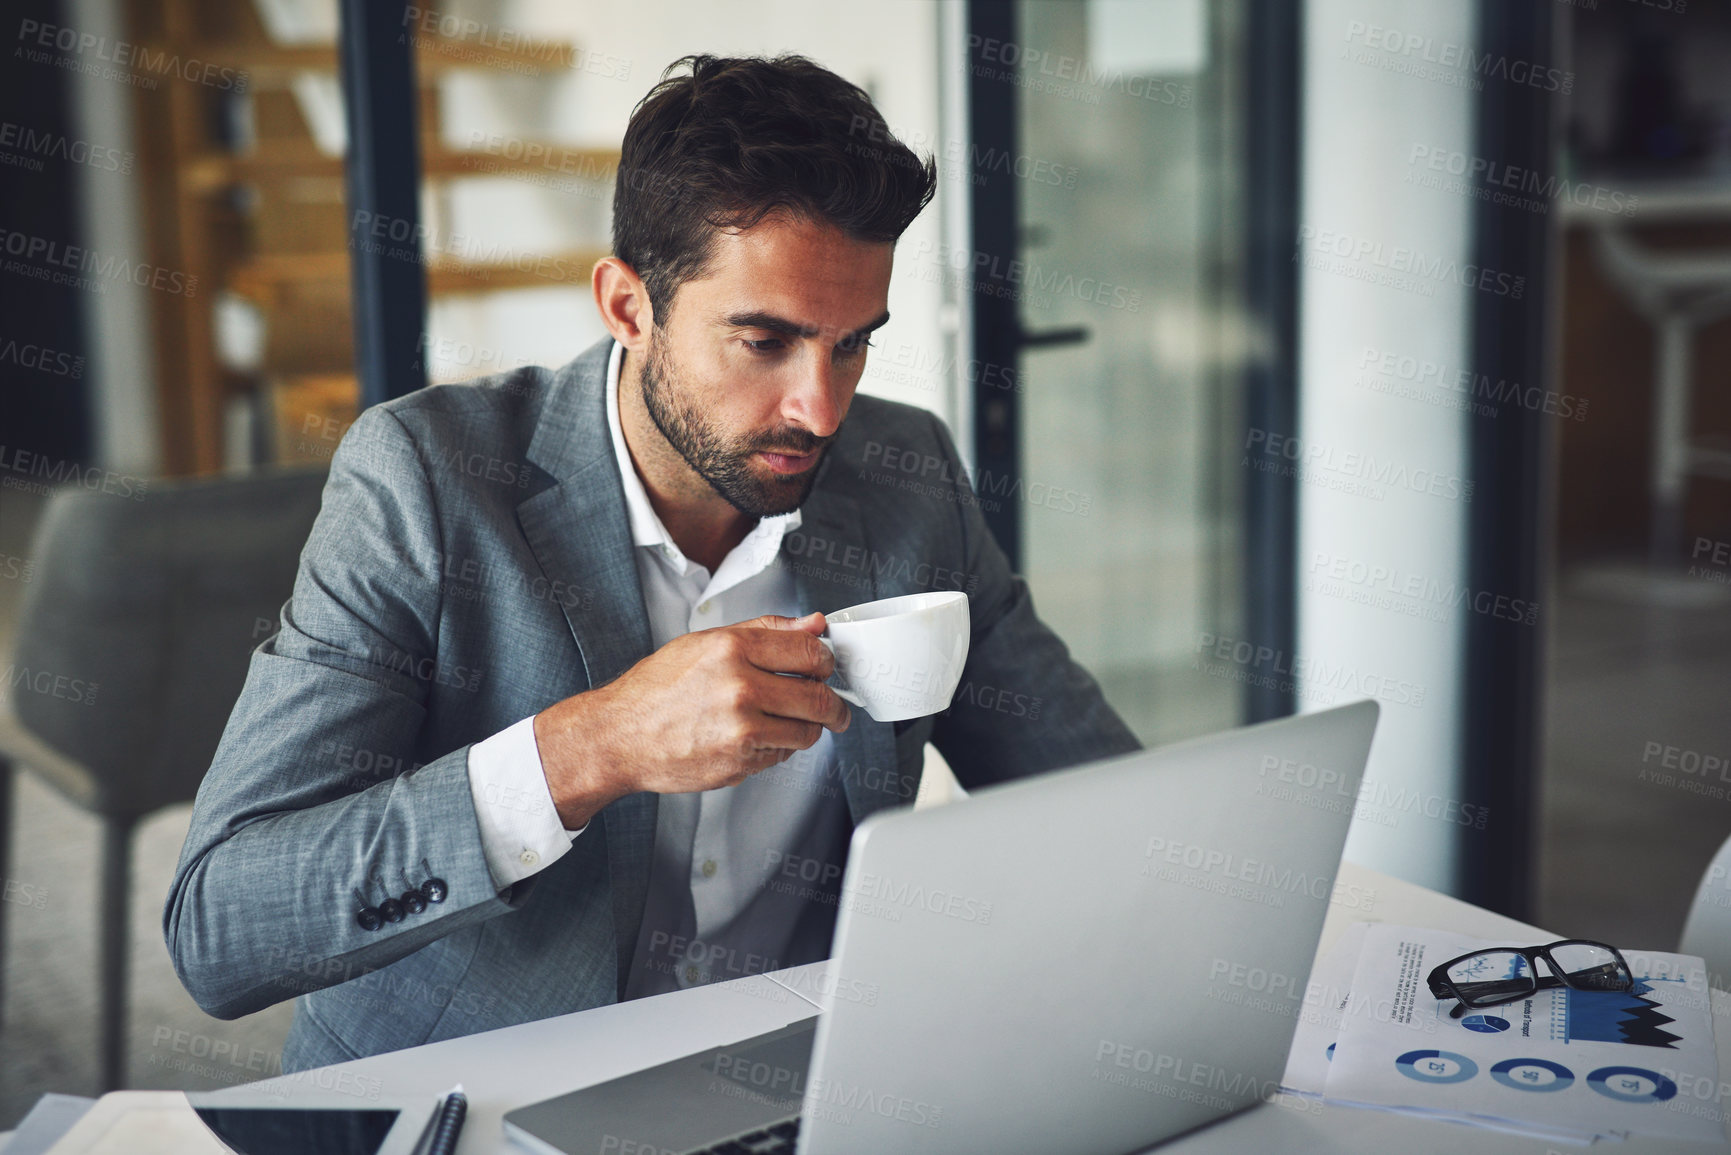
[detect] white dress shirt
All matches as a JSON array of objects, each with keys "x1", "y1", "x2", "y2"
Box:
[{"x1": 466, "y1": 341, "x2": 852, "y2": 996}]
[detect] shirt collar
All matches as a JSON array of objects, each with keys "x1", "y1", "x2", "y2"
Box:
[{"x1": 603, "y1": 340, "x2": 801, "y2": 576}]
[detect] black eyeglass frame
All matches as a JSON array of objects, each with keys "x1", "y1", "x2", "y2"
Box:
[{"x1": 1426, "y1": 939, "x2": 1634, "y2": 1019}]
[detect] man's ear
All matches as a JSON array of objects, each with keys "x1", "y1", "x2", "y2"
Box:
[{"x1": 592, "y1": 256, "x2": 654, "y2": 349}]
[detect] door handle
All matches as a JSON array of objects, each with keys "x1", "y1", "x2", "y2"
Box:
[{"x1": 1015, "y1": 324, "x2": 1092, "y2": 350}]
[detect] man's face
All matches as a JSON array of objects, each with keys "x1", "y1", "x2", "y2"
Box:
[{"x1": 638, "y1": 214, "x2": 894, "y2": 517}]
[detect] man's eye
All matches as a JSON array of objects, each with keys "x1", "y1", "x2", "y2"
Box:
[
  {"x1": 745, "y1": 338, "x2": 785, "y2": 353},
  {"x1": 837, "y1": 337, "x2": 875, "y2": 357}
]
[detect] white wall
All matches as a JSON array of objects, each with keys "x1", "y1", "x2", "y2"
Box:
[{"x1": 1299, "y1": 0, "x2": 1479, "y2": 893}]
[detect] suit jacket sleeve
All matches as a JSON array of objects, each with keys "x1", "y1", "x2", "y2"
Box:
[
  {"x1": 923, "y1": 412, "x2": 1143, "y2": 787},
  {"x1": 162, "y1": 406, "x2": 530, "y2": 1020}
]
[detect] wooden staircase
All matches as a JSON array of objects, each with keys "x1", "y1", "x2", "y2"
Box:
[{"x1": 126, "y1": 0, "x2": 616, "y2": 473}]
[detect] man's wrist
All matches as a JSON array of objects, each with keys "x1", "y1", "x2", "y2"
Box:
[{"x1": 534, "y1": 692, "x2": 627, "y2": 828}]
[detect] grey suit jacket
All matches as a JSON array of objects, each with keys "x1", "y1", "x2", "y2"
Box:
[{"x1": 163, "y1": 336, "x2": 1139, "y2": 1070}]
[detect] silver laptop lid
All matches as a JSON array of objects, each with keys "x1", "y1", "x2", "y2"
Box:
[{"x1": 798, "y1": 700, "x2": 1379, "y2": 1155}]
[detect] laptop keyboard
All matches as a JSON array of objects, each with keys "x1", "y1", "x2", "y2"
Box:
[{"x1": 688, "y1": 1116, "x2": 800, "y2": 1155}]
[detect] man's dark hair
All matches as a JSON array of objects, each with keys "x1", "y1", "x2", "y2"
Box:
[{"x1": 613, "y1": 54, "x2": 937, "y2": 320}]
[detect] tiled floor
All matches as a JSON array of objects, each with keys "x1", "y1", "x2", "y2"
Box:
[{"x1": 1536, "y1": 562, "x2": 1731, "y2": 950}]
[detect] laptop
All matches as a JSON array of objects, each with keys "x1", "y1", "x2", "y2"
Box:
[{"x1": 504, "y1": 700, "x2": 1379, "y2": 1155}]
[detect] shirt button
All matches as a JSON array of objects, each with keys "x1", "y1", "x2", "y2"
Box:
[
  {"x1": 701, "y1": 859, "x2": 718, "y2": 878},
  {"x1": 519, "y1": 849, "x2": 540, "y2": 868},
  {"x1": 698, "y1": 600, "x2": 713, "y2": 614},
  {"x1": 684, "y1": 965, "x2": 702, "y2": 985}
]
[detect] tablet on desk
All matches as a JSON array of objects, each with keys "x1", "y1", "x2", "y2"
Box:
[{"x1": 38, "y1": 1089, "x2": 436, "y2": 1155}]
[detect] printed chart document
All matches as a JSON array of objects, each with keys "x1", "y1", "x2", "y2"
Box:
[
  {"x1": 1281, "y1": 922, "x2": 1368, "y2": 1101},
  {"x1": 1283, "y1": 923, "x2": 1723, "y2": 1144}
]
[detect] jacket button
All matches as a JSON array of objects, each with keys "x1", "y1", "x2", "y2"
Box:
[
  {"x1": 422, "y1": 877, "x2": 448, "y2": 904},
  {"x1": 379, "y1": 897, "x2": 405, "y2": 924},
  {"x1": 356, "y1": 907, "x2": 383, "y2": 932},
  {"x1": 402, "y1": 889, "x2": 428, "y2": 915}
]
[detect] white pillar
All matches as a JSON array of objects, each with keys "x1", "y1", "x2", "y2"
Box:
[{"x1": 1298, "y1": 0, "x2": 1480, "y2": 893}]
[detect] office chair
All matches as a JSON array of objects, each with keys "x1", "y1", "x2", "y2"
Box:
[
  {"x1": 0, "y1": 466, "x2": 327, "y2": 1092},
  {"x1": 1680, "y1": 831, "x2": 1731, "y2": 993}
]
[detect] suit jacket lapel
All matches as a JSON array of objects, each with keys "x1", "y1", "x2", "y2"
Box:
[
  {"x1": 786, "y1": 482, "x2": 903, "y2": 827},
  {"x1": 515, "y1": 339, "x2": 659, "y2": 997}
]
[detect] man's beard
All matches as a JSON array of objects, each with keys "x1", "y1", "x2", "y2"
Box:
[{"x1": 638, "y1": 328, "x2": 828, "y2": 517}]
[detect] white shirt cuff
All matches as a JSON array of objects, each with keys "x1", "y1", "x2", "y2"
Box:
[{"x1": 467, "y1": 715, "x2": 587, "y2": 890}]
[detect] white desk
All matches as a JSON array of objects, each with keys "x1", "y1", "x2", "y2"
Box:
[{"x1": 208, "y1": 862, "x2": 1731, "y2": 1153}]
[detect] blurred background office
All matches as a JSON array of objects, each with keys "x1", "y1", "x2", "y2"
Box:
[{"x1": 1, "y1": 0, "x2": 1729, "y2": 1127}]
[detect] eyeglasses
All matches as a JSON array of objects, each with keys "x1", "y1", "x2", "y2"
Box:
[{"x1": 1427, "y1": 939, "x2": 1634, "y2": 1019}]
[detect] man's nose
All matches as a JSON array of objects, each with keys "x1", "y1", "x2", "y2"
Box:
[{"x1": 781, "y1": 350, "x2": 844, "y2": 438}]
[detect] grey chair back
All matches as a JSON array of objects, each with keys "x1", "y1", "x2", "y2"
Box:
[
  {"x1": 8, "y1": 466, "x2": 328, "y2": 818},
  {"x1": 1681, "y1": 831, "x2": 1731, "y2": 992}
]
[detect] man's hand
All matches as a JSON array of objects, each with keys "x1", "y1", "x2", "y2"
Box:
[{"x1": 533, "y1": 612, "x2": 851, "y2": 828}]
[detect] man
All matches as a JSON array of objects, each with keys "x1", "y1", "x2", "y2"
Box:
[{"x1": 165, "y1": 54, "x2": 1138, "y2": 1070}]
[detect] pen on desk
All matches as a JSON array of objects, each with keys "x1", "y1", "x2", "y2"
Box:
[{"x1": 424, "y1": 1085, "x2": 467, "y2": 1155}]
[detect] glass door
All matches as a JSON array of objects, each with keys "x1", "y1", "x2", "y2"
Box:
[{"x1": 974, "y1": 0, "x2": 1251, "y2": 746}]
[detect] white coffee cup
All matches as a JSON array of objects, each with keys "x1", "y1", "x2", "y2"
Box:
[{"x1": 815, "y1": 591, "x2": 970, "y2": 722}]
